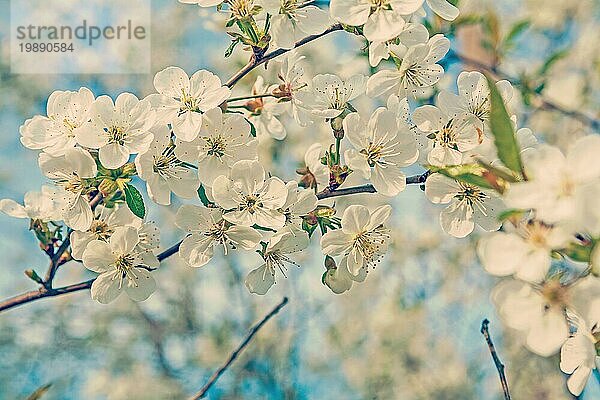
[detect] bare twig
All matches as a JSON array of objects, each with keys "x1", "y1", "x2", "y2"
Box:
[
  {"x1": 225, "y1": 25, "x2": 343, "y2": 88},
  {"x1": 43, "y1": 192, "x2": 104, "y2": 289},
  {"x1": 188, "y1": 297, "x2": 289, "y2": 400},
  {"x1": 454, "y1": 52, "x2": 600, "y2": 132},
  {"x1": 136, "y1": 304, "x2": 178, "y2": 379},
  {"x1": 481, "y1": 319, "x2": 511, "y2": 400}
]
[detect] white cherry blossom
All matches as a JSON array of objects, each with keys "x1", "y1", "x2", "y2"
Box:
[
  {"x1": 296, "y1": 74, "x2": 366, "y2": 120},
  {"x1": 560, "y1": 306, "x2": 600, "y2": 396},
  {"x1": 212, "y1": 160, "x2": 287, "y2": 229},
  {"x1": 76, "y1": 93, "x2": 155, "y2": 169},
  {"x1": 492, "y1": 279, "x2": 570, "y2": 357},
  {"x1": 20, "y1": 88, "x2": 94, "y2": 156},
  {"x1": 272, "y1": 52, "x2": 313, "y2": 126},
  {"x1": 477, "y1": 220, "x2": 571, "y2": 282},
  {"x1": 175, "y1": 205, "x2": 262, "y2": 268},
  {"x1": 38, "y1": 147, "x2": 98, "y2": 231},
  {"x1": 367, "y1": 34, "x2": 450, "y2": 99},
  {"x1": 344, "y1": 108, "x2": 418, "y2": 196},
  {"x1": 135, "y1": 125, "x2": 199, "y2": 205},
  {"x1": 437, "y1": 71, "x2": 513, "y2": 132},
  {"x1": 412, "y1": 101, "x2": 481, "y2": 167},
  {"x1": 82, "y1": 226, "x2": 159, "y2": 304},
  {"x1": 247, "y1": 76, "x2": 287, "y2": 140},
  {"x1": 425, "y1": 173, "x2": 504, "y2": 238},
  {"x1": 330, "y1": 0, "x2": 424, "y2": 42},
  {"x1": 174, "y1": 108, "x2": 258, "y2": 187},
  {"x1": 505, "y1": 136, "x2": 600, "y2": 226},
  {"x1": 245, "y1": 230, "x2": 310, "y2": 295},
  {"x1": 280, "y1": 181, "x2": 318, "y2": 233},
  {"x1": 69, "y1": 204, "x2": 159, "y2": 260},
  {"x1": 299, "y1": 143, "x2": 330, "y2": 191},
  {"x1": 368, "y1": 22, "x2": 429, "y2": 67},
  {"x1": 261, "y1": 0, "x2": 330, "y2": 50},
  {"x1": 147, "y1": 66, "x2": 231, "y2": 142},
  {"x1": 0, "y1": 186, "x2": 64, "y2": 222},
  {"x1": 321, "y1": 205, "x2": 391, "y2": 276}
]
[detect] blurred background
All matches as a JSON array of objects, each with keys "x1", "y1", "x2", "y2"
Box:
[{"x1": 0, "y1": 0, "x2": 599, "y2": 398}]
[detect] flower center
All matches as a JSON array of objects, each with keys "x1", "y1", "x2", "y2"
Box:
[
  {"x1": 540, "y1": 280, "x2": 569, "y2": 310},
  {"x1": 179, "y1": 90, "x2": 200, "y2": 113},
  {"x1": 264, "y1": 250, "x2": 298, "y2": 278},
  {"x1": 370, "y1": 0, "x2": 390, "y2": 12},
  {"x1": 204, "y1": 136, "x2": 228, "y2": 158},
  {"x1": 153, "y1": 145, "x2": 188, "y2": 179},
  {"x1": 351, "y1": 226, "x2": 390, "y2": 269},
  {"x1": 431, "y1": 120, "x2": 459, "y2": 150},
  {"x1": 107, "y1": 126, "x2": 127, "y2": 145},
  {"x1": 523, "y1": 220, "x2": 552, "y2": 248},
  {"x1": 57, "y1": 173, "x2": 86, "y2": 195},
  {"x1": 361, "y1": 143, "x2": 385, "y2": 167},
  {"x1": 229, "y1": 0, "x2": 257, "y2": 20},
  {"x1": 243, "y1": 194, "x2": 262, "y2": 214},
  {"x1": 90, "y1": 220, "x2": 113, "y2": 241}
]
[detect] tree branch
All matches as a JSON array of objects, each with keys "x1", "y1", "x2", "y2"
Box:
[
  {"x1": 0, "y1": 175, "x2": 430, "y2": 313},
  {"x1": 43, "y1": 192, "x2": 104, "y2": 289},
  {"x1": 188, "y1": 297, "x2": 289, "y2": 400},
  {"x1": 481, "y1": 319, "x2": 511, "y2": 400},
  {"x1": 452, "y1": 51, "x2": 600, "y2": 132},
  {"x1": 225, "y1": 25, "x2": 343, "y2": 88}
]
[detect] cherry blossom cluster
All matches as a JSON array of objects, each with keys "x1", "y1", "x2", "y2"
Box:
[{"x1": 1, "y1": 0, "x2": 598, "y2": 395}]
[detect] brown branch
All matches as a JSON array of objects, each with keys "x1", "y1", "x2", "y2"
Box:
[
  {"x1": 43, "y1": 192, "x2": 104, "y2": 289},
  {"x1": 455, "y1": 52, "x2": 600, "y2": 132},
  {"x1": 0, "y1": 176, "x2": 430, "y2": 313},
  {"x1": 0, "y1": 239, "x2": 181, "y2": 313},
  {"x1": 481, "y1": 319, "x2": 511, "y2": 400},
  {"x1": 225, "y1": 25, "x2": 343, "y2": 88},
  {"x1": 188, "y1": 297, "x2": 289, "y2": 400}
]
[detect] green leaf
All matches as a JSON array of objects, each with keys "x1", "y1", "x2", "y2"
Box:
[
  {"x1": 429, "y1": 164, "x2": 495, "y2": 190},
  {"x1": 486, "y1": 75, "x2": 524, "y2": 176},
  {"x1": 197, "y1": 185, "x2": 213, "y2": 207},
  {"x1": 537, "y1": 49, "x2": 568, "y2": 76},
  {"x1": 561, "y1": 243, "x2": 592, "y2": 263},
  {"x1": 503, "y1": 20, "x2": 530, "y2": 48},
  {"x1": 497, "y1": 208, "x2": 526, "y2": 222},
  {"x1": 124, "y1": 184, "x2": 145, "y2": 219},
  {"x1": 224, "y1": 38, "x2": 240, "y2": 58},
  {"x1": 26, "y1": 383, "x2": 52, "y2": 400}
]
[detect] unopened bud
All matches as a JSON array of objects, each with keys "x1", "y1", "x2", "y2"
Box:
[
  {"x1": 25, "y1": 269, "x2": 44, "y2": 284},
  {"x1": 331, "y1": 117, "x2": 344, "y2": 139}
]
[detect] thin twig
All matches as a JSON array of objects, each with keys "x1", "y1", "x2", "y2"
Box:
[
  {"x1": 225, "y1": 24, "x2": 343, "y2": 88},
  {"x1": 43, "y1": 193, "x2": 104, "y2": 289},
  {"x1": 188, "y1": 297, "x2": 289, "y2": 400},
  {"x1": 0, "y1": 177, "x2": 428, "y2": 313},
  {"x1": 481, "y1": 319, "x2": 511, "y2": 400},
  {"x1": 453, "y1": 51, "x2": 600, "y2": 132}
]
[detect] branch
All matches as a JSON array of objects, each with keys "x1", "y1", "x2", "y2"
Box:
[
  {"x1": 0, "y1": 174, "x2": 430, "y2": 313},
  {"x1": 188, "y1": 297, "x2": 289, "y2": 400},
  {"x1": 316, "y1": 172, "x2": 429, "y2": 200},
  {"x1": 453, "y1": 51, "x2": 600, "y2": 132},
  {"x1": 225, "y1": 25, "x2": 343, "y2": 88},
  {"x1": 43, "y1": 192, "x2": 104, "y2": 289},
  {"x1": 0, "y1": 240, "x2": 182, "y2": 313},
  {"x1": 481, "y1": 319, "x2": 511, "y2": 400}
]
